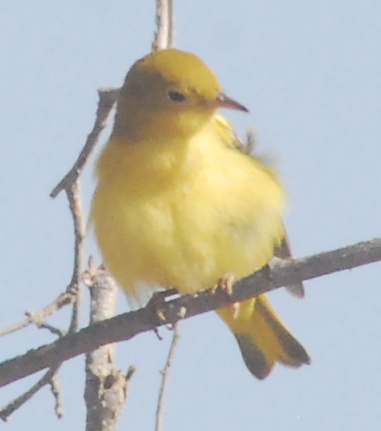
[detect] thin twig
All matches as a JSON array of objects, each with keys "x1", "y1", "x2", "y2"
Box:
[
  {"x1": 50, "y1": 374, "x2": 64, "y2": 419},
  {"x1": 0, "y1": 68, "x2": 113, "y2": 423},
  {"x1": 28, "y1": 319, "x2": 66, "y2": 338},
  {"x1": 0, "y1": 111, "x2": 89, "y2": 421},
  {"x1": 66, "y1": 180, "x2": 86, "y2": 333},
  {"x1": 0, "y1": 86, "x2": 109, "y2": 337},
  {"x1": 0, "y1": 292, "x2": 73, "y2": 338},
  {"x1": 0, "y1": 365, "x2": 60, "y2": 421},
  {"x1": 155, "y1": 323, "x2": 181, "y2": 431},
  {"x1": 0, "y1": 184, "x2": 86, "y2": 338},
  {"x1": 0, "y1": 237, "x2": 380, "y2": 389},
  {"x1": 50, "y1": 87, "x2": 119, "y2": 198},
  {"x1": 37, "y1": 323, "x2": 66, "y2": 338},
  {"x1": 44, "y1": 61, "x2": 117, "y2": 431}
]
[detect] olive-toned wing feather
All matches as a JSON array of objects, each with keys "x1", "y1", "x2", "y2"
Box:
[
  {"x1": 215, "y1": 115, "x2": 305, "y2": 298},
  {"x1": 274, "y1": 228, "x2": 305, "y2": 298}
]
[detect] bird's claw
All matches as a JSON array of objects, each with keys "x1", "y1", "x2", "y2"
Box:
[
  {"x1": 214, "y1": 272, "x2": 236, "y2": 295},
  {"x1": 147, "y1": 289, "x2": 187, "y2": 332}
]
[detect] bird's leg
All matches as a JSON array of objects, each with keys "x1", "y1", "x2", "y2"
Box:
[
  {"x1": 147, "y1": 288, "x2": 181, "y2": 331},
  {"x1": 214, "y1": 272, "x2": 235, "y2": 295},
  {"x1": 214, "y1": 273, "x2": 240, "y2": 318}
]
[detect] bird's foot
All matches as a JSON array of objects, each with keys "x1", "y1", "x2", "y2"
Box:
[
  {"x1": 147, "y1": 289, "x2": 178, "y2": 321},
  {"x1": 213, "y1": 272, "x2": 236, "y2": 295},
  {"x1": 213, "y1": 272, "x2": 240, "y2": 318},
  {"x1": 147, "y1": 289, "x2": 186, "y2": 334}
]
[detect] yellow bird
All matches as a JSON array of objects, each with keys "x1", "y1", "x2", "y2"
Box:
[{"x1": 91, "y1": 48, "x2": 310, "y2": 379}]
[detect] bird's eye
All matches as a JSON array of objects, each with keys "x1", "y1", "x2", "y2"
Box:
[{"x1": 168, "y1": 91, "x2": 186, "y2": 102}]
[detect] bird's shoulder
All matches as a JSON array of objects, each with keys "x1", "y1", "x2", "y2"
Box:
[{"x1": 212, "y1": 114, "x2": 280, "y2": 183}]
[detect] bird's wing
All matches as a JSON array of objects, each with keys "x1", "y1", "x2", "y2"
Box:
[
  {"x1": 213, "y1": 114, "x2": 305, "y2": 299},
  {"x1": 273, "y1": 229, "x2": 305, "y2": 298}
]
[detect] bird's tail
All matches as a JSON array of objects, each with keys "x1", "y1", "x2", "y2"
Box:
[{"x1": 217, "y1": 295, "x2": 310, "y2": 379}]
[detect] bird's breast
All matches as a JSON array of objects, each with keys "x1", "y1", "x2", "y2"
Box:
[{"x1": 91, "y1": 130, "x2": 285, "y2": 301}]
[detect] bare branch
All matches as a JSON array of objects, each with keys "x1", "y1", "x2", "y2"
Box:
[
  {"x1": 0, "y1": 292, "x2": 73, "y2": 338},
  {"x1": 27, "y1": 318, "x2": 66, "y2": 338},
  {"x1": 167, "y1": 0, "x2": 174, "y2": 47},
  {"x1": 84, "y1": 265, "x2": 133, "y2": 431},
  {"x1": 0, "y1": 78, "x2": 109, "y2": 421},
  {"x1": 155, "y1": 323, "x2": 180, "y2": 431},
  {"x1": 47, "y1": 62, "x2": 118, "y2": 431},
  {"x1": 66, "y1": 180, "x2": 86, "y2": 333},
  {"x1": 152, "y1": 0, "x2": 174, "y2": 51},
  {"x1": 5, "y1": 62, "x2": 118, "y2": 429},
  {"x1": 0, "y1": 365, "x2": 60, "y2": 421},
  {"x1": 0, "y1": 237, "x2": 380, "y2": 388},
  {"x1": 50, "y1": 374, "x2": 64, "y2": 419},
  {"x1": 50, "y1": 87, "x2": 119, "y2": 199}
]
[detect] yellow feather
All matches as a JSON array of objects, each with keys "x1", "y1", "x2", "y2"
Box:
[{"x1": 91, "y1": 48, "x2": 310, "y2": 378}]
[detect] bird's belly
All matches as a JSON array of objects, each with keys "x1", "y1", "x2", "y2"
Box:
[{"x1": 92, "y1": 161, "x2": 284, "y2": 301}]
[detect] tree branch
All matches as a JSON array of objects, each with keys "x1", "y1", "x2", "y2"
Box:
[
  {"x1": 66, "y1": 180, "x2": 86, "y2": 333},
  {"x1": 84, "y1": 263, "x2": 133, "y2": 431},
  {"x1": 155, "y1": 323, "x2": 180, "y2": 431},
  {"x1": 152, "y1": 0, "x2": 174, "y2": 51},
  {"x1": 49, "y1": 87, "x2": 118, "y2": 199},
  {"x1": 0, "y1": 237, "x2": 379, "y2": 389},
  {"x1": 0, "y1": 365, "x2": 61, "y2": 421},
  {"x1": 0, "y1": 292, "x2": 73, "y2": 338}
]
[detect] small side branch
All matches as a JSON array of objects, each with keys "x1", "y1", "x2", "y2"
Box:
[
  {"x1": 50, "y1": 374, "x2": 64, "y2": 419},
  {"x1": 0, "y1": 292, "x2": 73, "y2": 338},
  {"x1": 50, "y1": 87, "x2": 119, "y2": 199},
  {"x1": 0, "y1": 365, "x2": 61, "y2": 422},
  {"x1": 155, "y1": 323, "x2": 181, "y2": 431},
  {"x1": 66, "y1": 180, "x2": 86, "y2": 333}
]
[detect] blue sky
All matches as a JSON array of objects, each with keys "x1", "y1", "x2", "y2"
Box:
[{"x1": 1, "y1": 1, "x2": 381, "y2": 430}]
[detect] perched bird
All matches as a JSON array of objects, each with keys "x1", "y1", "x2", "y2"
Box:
[{"x1": 91, "y1": 48, "x2": 310, "y2": 379}]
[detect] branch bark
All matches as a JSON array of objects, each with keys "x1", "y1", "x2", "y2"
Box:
[
  {"x1": 84, "y1": 264, "x2": 134, "y2": 431},
  {"x1": 152, "y1": 0, "x2": 174, "y2": 50},
  {"x1": 0, "y1": 237, "x2": 379, "y2": 389}
]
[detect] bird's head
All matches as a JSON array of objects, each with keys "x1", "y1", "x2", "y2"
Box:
[{"x1": 114, "y1": 48, "x2": 248, "y2": 141}]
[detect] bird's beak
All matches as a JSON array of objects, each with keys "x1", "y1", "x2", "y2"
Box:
[{"x1": 215, "y1": 92, "x2": 249, "y2": 113}]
